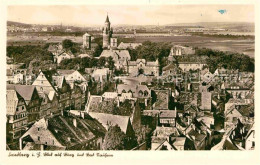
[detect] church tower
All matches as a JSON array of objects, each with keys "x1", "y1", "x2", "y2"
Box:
[{"x1": 102, "y1": 14, "x2": 113, "y2": 48}]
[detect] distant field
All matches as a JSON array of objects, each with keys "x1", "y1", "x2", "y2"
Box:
[
  {"x1": 7, "y1": 34, "x2": 254, "y2": 58},
  {"x1": 133, "y1": 36, "x2": 255, "y2": 58}
]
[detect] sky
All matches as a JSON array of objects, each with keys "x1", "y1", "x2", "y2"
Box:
[{"x1": 7, "y1": 5, "x2": 254, "y2": 26}]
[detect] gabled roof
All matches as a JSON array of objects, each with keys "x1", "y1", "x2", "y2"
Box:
[
  {"x1": 162, "y1": 63, "x2": 178, "y2": 71},
  {"x1": 6, "y1": 89, "x2": 24, "y2": 115},
  {"x1": 52, "y1": 75, "x2": 65, "y2": 88},
  {"x1": 20, "y1": 118, "x2": 65, "y2": 149},
  {"x1": 7, "y1": 84, "x2": 37, "y2": 102},
  {"x1": 100, "y1": 50, "x2": 130, "y2": 60},
  {"x1": 184, "y1": 104, "x2": 199, "y2": 112},
  {"x1": 154, "y1": 139, "x2": 176, "y2": 150},
  {"x1": 88, "y1": 112, "x2": 130, "y2": 133},
  {"x1": 211, "y1": 136, "x2": 241, "y2": 150},
  {"x1": 48, "y1": 91, "x2": 56, "y2": 101}
]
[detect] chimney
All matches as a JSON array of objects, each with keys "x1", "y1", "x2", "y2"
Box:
[
  {"x1": 80, "y1": 112, "x2": 85, "y2": 119},
  {"x1": 117, "y1": 99, "x2": 120, "y2": 107},
  {"x1": 45, "y1": 118, "x2": 48, "y2": 127},
  {"x1": 40, "y1": 144, "x2": 44, "y2": 151},
  {"x1": 187, "y1": 118, "x2": 191, "y2": 125},
  {"x1": 73, "y1": 118, "x2": 77, "y2": 128},
  {"x1": 187, "y1": 83, "x2": 191, "y2": 91}
]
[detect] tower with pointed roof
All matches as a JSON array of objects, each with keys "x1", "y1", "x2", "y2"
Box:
[{"x1": 102, "y1": 14, "x2": 113, "y2": 48}]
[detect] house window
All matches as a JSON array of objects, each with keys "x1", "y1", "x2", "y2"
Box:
[
  {"x1": 38, "y1": 136, "x2": 40, "y2": 141},
  {"x1": 252, "y1": 141, "x2": 255, "y2": 147},
  {"x1": 144, "y1": 90, "x2": 148, "y2": 96},
  {"x1": 139, "y1": 90, "x2": 143, "y2": 96},
  {"x1": 38, "y1": 128, "x2": 40, "y2": 131}
]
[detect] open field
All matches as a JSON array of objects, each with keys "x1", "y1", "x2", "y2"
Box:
[
  {"x1": 7, "y1": 34, "x2": 254, "y2": 58},
  {"x1": 134, "y1": 36, "x2": 255, "y2": 58}
]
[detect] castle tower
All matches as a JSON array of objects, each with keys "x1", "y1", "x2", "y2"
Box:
[{"x1": 102, "y1": 14, "x2": 113, "y2": 48}]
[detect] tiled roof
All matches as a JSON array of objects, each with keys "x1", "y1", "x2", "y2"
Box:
[
  {"x1": 100, "y1": 50, "x2": 130, "y2": 60},
  {"x1": 6, "y1": 90, "x2": 21, "y2": 115},
  {"x1": 88, "y1": 112, "x2": 130, "y2": 133},
  {"x1": 57, "y1": 69, "x2": 75, "y2": 76},
  {"x1": 172, "y1": 137, "x2": 186, "y2": 146},
  {"x1": 87, "y1": 95, "x2": 116, "y2": 114},
  {"x1": 159, "y1": 110, "x2": 176, "y2": 118},
  {"x1": 152, "y1": 126, "x2": 180, "y2": 139},
  {"x1": 153, "y1": 90, "x2": 169, "y2": 110},
  {"x1": 7, "y1": 84, "x2": 36, "y2": 101}
]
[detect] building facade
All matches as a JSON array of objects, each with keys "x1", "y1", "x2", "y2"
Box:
[{"x1": 126, "y1": 59, "x2": 159, "y2": 76}]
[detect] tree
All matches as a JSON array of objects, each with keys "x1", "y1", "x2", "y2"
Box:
[
  {"x1": 103, "y1": 125, "x2": 126, "y2": 150},
  {"x1": 7, "y1": 45, "x2": 53, "y2": 67},
  {"x1": 62, "y1": 39, "x2": 74, "y2": 50},
  {"x1": 98, "y1": 57, "x2": 106, "y2": 67},
  {"x1": 107, "y1": 56, "x2": 115, "y2": 70},
  {"x1": 93, "y1": 44, "x2": 103, "y2": 57}
]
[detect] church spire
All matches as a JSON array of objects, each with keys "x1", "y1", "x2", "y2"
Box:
[{"x1": 105, "y1": 13, "x2": 110, "y2": 23}]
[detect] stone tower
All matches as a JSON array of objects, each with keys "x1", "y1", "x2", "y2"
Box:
[{"x1": 102, "y1": 15, "x2": 113, "y2": 48}]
